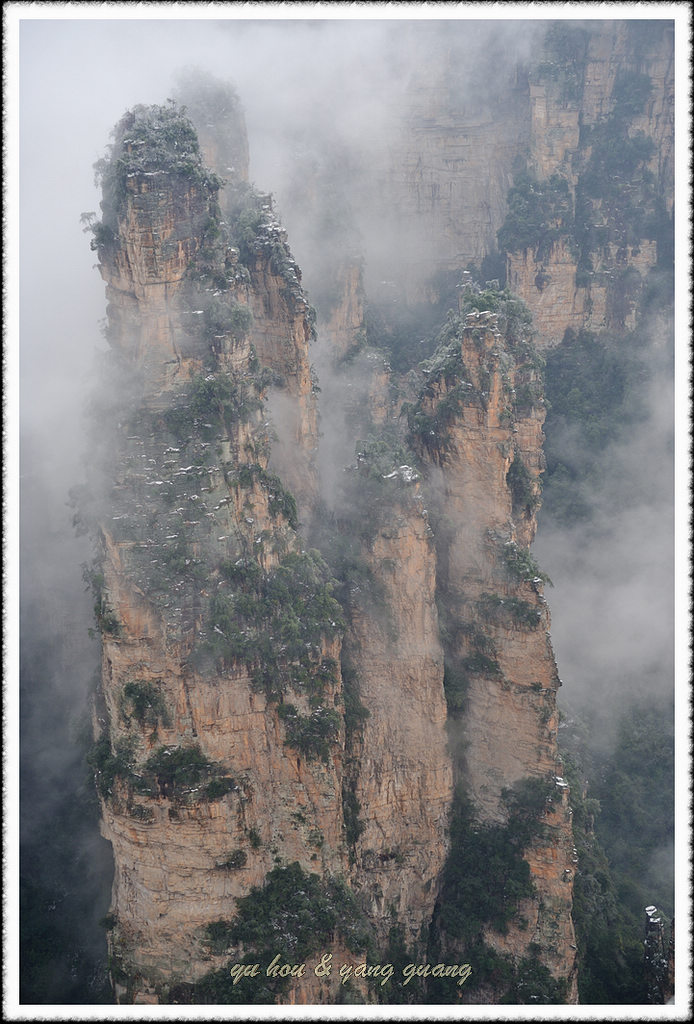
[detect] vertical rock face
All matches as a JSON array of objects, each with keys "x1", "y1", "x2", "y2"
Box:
[
  {"x1": 87, "y1": 105, "x2": 352, "y2": 1003},
  {"x1": 239, "y1": 208, "x2": 320, "y2": 511},
  {"x1": 405, "y1": 300, "x2": 577, "y2": 999},
  {"x1": 178, "y1": 80, "x2": 320, "y2": 513},
  {"x1": 86, "y1": 100, "x2": 455, "y2": 1006},
  {"x1": 320, "y1": 257, "x2": 366, "y2": 365},
  {"x1": 381, "y1": 21, "x2": 673, "y2": 348},
  {"x1": 504, "y1": 21, "x2": 674, "y2": 347},
  {"x1": 99, "y1": 168, "x2": 210, "y2": 373},
  {"x1": 344, "y1": 490, "x2": 453, "y2": 949},
  {"x1": 82, "y1": 20, "x2": 673, "y2": 1000},
  {"x1": 385, "y1": 53, "x2": 529, "y2": 291}
]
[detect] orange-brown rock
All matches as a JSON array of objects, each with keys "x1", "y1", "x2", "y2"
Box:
[
  {"x1": 507, "y1": 240, "x2": 585, "y2": 348},
  {"x1": 415, "y1": 315, "x2": 578, "y2": 999},
  {"x1": 99, "y1": 169, "x2": 211, "y2": 375},
  {"x1": 242, "y1": 223, "x2": 319, "y2": 511},
  {"x1": 320, "y1": 256, "x2": 366, "y2": 364},
  {"x1": 508, "y1": 22, "x2": 674, "y2": 348},
  {"x1": 89, "y1": 113, "x2": 351, "y2": 1004},
  {"x1": 344, "y1": 491, "x2": 453, "y2": 948}
]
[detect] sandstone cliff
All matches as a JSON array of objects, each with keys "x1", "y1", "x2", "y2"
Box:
[
  {"x1": 504, "y1": 20, "x2": 674, "y2": 346},
  {"x1": 76, "y1": 16, "x2": 679, "y2": 1007},
  {"x1": 81, "y1": 22, "x2": 676, "y2": 999},
  {"x1": 86, "y1": 100, "x2": 456, "y2": 1006},
  {"x1": 403, "y1": 294, "x2": 577, "y2": 1000},
  {"x1": 177, "y1": 78, "x2": 319, "y2": 514},
  {"x1": 382, "y1": 21, "x2": 673, "y2": 347},
  {"x1": 319, "y1": 256, "x2": 366, "y2": 366},
  {"x1": 342, "y1": 484, "x2": 453, "y2": 951},
  {"x1": 87, "y1": 104, "x2": 352, "y2": 1003}
]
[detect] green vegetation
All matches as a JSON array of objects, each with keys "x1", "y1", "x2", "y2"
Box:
[
  {"x1": 133, "y1": 744, "x2": 234, "y2": 803},
  {"x1": 440, "y1": 625, "x2": 502, "y2": 714},
  {"x1": 436, "y1": 780, "x2": 553, "y2": 944},
  {"x1": 175, "y1": 863, "x2": 372, "y2": 1003},
  {"x1": 277, "y1": 703, "x2": 341, "y2": 763},
  {"x1": 184, "y1": 214, "x2": 249, "y2": 293},
  {"x1": 91, "y1": 102, "x2": 222, "y2": 236},
  {"x1": 86, "y1": 734, "x2": 136, "y2": 801},
  {"x1": 501, "y1": 541, "x2": 552, "y2": 586},
  {"x1": 119, "y1": 681, "x2": 170, "y2": 730},
  {"x1": 573, "y1": 67, "x2": 663, "y2": 281},
  {"x1": 218, "y1": 849, "x2": 248, "y2": 871},
  {"x1": 87, "y1": 735, "x2": 234, "y2": 807},
  {"x1": 442, "y1": 657, "x2": 470, "y2": 713},
  {"x1": 341, "y1": 656, "x2": 371, "y2": 743},
  {"x1": 497, "y1": 172, "x2": 573, "y2": 258},
  {"x1": 539, "y1": 186, "x2": 674, "y2": 1004},
  {"x1": 564, "y1": 770, "x2": 646, "y2": 1002},
  {"x1": 223, "y1": 183, "x2": 313, "y2": 315},
  {"x1": 575, "y1": 122, "x2": 656, "y2": 258},
  {"x1": 500, "y1": 950, "x2": 570, "y2": 1003},
  {"x1": 403, "y1": 285, "x2": 539, "y2": 459},
  {"x1": 196, "y1": 294, "x2": 253, "y2": 347},
  {"x1": 196, "y1": 550, "x2": 344, "y2": 694},
  {"x1": 377, "y1": 924, "x2": 425, "y2": 1003},
  {"x1": 403, "y1": 316, "x2": 481, "y2": 458},
  {"x1": 193, "y1": 549, "x2": 345, "y2": 761},
  {"x1": 592, "y1": 701, "x2": 674, "y2": 910},
  {"x1": 507, "y1": 451, "x2": 541, "y2": 518},
  {"x1": 230, "y1": 464, "x2": 298, "y2": 530},
  {"x1": 611, "y1": 69, "x2": 653, "y2": 117},
  {"x1": 228, "y1": 863, "x2": 371, "y2": 955},
  {"x1": 559, "y1": 697, "x2": 674, "y2": 1005},
  {"x1": 477, "y1": 592, "x2": 542, "y2": 630},
  {"x1": 541, "y1": 326, "x2": 653, "y2": 524},
  {"x1": 82, "y1": 564, "x2": 121, "y2": 636},
  {"x1": 499, "y1": 57, "x2": 669, "y2": 293},
  {"x1": 163, "y1": 371, "x2": 263, "y2": 443},
  {"x1": 530, "y1": 22, "x2": 589, "y2": 104},
  {"x1": 428, "y1": 778, "x2": 567, "y2": 1002},
  {"x1": 427, "y1": 937, "x2": 567, "y2": 1004},
  {"x1": 342, "y1": 782, "x2": 366, "y2": 852}
]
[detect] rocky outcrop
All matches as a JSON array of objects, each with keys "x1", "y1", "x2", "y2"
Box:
[
  {"x1": 344, "y1": 490, "x2": 453, "y2": 949},
  {"x1": 319, "y1": 256, "x2": 366, "y2": 365},
  {"x1": 507, "y1": 236, "x2": 660, "y2": 346},
  {"x1": 175, "y1": 71, "x2": 250, "y2": 185},
  {"x1": 379, "y1": 22, "x2": 673, "y2": 347},
  {"x1": 87, "y1": 105, "x2": 353, "y2": 1003},
  {"x1": 387, "y1": 80, "x2": 528, "y2": 290},
  {"x1": 506, "y1": 21, "x2": 674, "y2": 347},
  {"x1": 408, "y1": 304, "x2": 577, "y2": 999},
  {"x1": 87, "y1": 99, "x2": 460, "y2": 1006},
  {"x1": 240, "y1": 208, "x2": 320, "y2": 511},
  {"x1": 83, "y1": 24, "x2": 679, "y2": 996},
  {"x1": 97, "y1": 170, "x2": 211, "y2": 375}
]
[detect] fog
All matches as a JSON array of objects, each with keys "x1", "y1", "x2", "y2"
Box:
[
  {"x1": 15, "y1": 7, "x2": 679, "y2": 1005},
  {"x1": 535, "y1": 318, "x2": 675, "y2": 748}
]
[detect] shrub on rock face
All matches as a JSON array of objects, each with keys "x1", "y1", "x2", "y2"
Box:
[{"x1": 92, "y1": 102, "x2": 223, "y2": 228}]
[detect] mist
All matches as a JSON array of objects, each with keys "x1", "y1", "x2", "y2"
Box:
[{"x1": 535, "y1": 320, "x2": 675, "y2": 747}]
